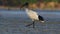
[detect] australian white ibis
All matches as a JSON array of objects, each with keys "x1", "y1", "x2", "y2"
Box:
[{"x1": 21, "y1": 2, "x2": 45, "y2": 28}]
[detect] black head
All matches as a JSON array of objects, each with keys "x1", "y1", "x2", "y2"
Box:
[
  {"x1": 21, "y1": 2, "x2": 29, "y2": 8},
  {"x1": 24, "y1": 2, "x2": 29, "y2": 6}
]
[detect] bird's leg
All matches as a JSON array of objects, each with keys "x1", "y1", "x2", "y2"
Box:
[
  {"x1": 33, "y1": 21, "x2": 35, "y2": 28},
  {"x1": 26, "y1": 21, "x2": 35, "y2": 28},
  {"x1": 26, "y1": 23, "x2": 32, "y2": 27}
]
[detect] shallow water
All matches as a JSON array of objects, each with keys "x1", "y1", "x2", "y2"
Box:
[{"x1": 0, "y1": 10, "x2": 60, "y2": 34}]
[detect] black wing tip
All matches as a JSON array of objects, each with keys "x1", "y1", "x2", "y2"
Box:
[{"x1": 38, "y1": 15, "x2": 44, "y2": 21}]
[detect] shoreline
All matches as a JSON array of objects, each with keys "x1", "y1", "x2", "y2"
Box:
[{"x1": 0, "y1": 6, "x2": 60, "y2": 10}]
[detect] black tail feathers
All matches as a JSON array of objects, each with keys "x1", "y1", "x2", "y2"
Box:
[{"x1": 38, "y1": 15, "x2": 44, "y2": 21}]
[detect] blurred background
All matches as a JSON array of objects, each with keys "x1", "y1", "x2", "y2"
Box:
[
  {"x1": 0, "y1": 0, "x2": 60, "y2": 34},
  {"x1": 0, "y1": 0, "x2": 60, "y2": 10}
]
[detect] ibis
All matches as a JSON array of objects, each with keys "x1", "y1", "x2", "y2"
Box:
[{"x1": 21, "y1": 2, "x2": 45, "y2": 28}]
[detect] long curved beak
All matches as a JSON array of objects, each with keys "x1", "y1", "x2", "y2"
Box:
[{"x1": 20, "y1": 4, "x2": 25, "y2": 8}]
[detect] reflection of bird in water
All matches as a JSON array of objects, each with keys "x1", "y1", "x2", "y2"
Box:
[{"x1": 21, "y1": 2, "x2": 45, "y2": 28}]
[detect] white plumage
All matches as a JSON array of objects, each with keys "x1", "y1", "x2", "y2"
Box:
[{"x1": 25, "y1": 8, "x2": 39, "y2": 21}]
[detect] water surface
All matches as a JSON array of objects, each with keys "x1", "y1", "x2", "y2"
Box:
[{"x1": 0, "y1": 10, "x2": 60, "y2": 34}]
